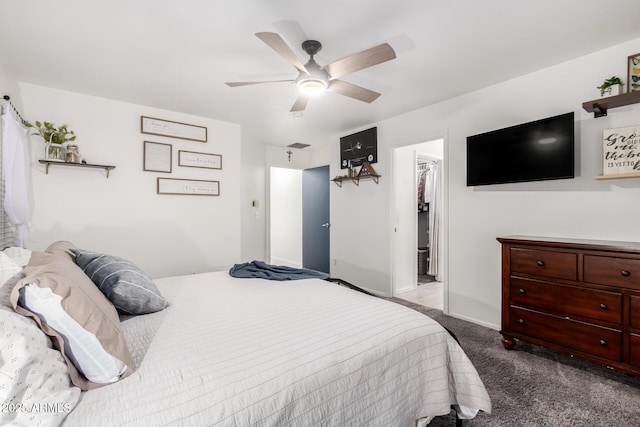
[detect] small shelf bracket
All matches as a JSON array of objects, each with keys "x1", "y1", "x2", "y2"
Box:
[{"x1": 591, "y1": 102, "x2": 607, "y2": 118}]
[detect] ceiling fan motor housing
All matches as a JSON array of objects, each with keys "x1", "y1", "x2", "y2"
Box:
[{"x1": 302, "y1": 40, "x2": 322, "y2": 57}]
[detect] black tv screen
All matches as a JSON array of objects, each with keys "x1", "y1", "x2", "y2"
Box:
[{"x1": 466, "y1": 112, "x2": 575, "y2": 186}]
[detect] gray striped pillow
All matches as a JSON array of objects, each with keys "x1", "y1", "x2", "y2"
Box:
[{"x1": 71, "y1": 249, "x2": 169, "y2": 315}]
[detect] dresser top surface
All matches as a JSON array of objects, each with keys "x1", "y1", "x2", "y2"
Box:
[{"x1": 497, "y1": 235, "x2": 640, "y2": 253}]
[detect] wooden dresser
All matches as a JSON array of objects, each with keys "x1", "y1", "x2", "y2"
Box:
[{"x1": 498, "y1": 236, "x2": 640, "y2": 376}]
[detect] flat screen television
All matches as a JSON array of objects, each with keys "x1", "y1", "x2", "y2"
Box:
[{"x1": 466, "y1": 112, "x2": 575, "y2": 186}]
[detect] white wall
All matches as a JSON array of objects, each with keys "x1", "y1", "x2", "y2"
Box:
[
  {"x1": 269, "y1": 167, "x2": 302, "y2": 267},
  {"x1": 331, "y1": 37, "x2": 640, "y2": 329},
  {"x1": 19, "y1": 83, "x2": 242, "y2": 279},
  {"x1": 0, "y1": 65, "x2": 22, "y2": 114}
]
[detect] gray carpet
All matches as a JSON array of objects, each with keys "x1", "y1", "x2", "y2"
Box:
[{"x1": 389, "y1": 297, "x2": 640, "y2": 427}]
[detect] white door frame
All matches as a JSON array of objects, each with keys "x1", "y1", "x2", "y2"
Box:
[{"x1": 389, "y1": 137, "x2": 449, "y2": 314}]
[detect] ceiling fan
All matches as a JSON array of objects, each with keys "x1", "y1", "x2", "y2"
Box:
[{"x1": 225, "y1": 32, "x2": 396, "y2": 112}]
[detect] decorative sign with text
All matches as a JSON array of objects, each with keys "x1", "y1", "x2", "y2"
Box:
[{"x1": 603, "y1": 125, "x2": 640, "y2": 175}]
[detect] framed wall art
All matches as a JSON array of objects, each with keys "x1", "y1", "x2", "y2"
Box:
[
  {"x1": 143, "y1": 141, "x2": 172, "y2": 173},
  {"x1": 340, "y1": 127, "x2": 377, "y2": 169},
  {"x1": 178, "y1": 150, "x2": 222, "y2": 169},
  {"x1": 157, "y1": 178, "x2": 220, "y2": 196},
  {"x1": 141, "y1": 116, "x2": 208, "y2": 142},
  {"x1": 602, "y1": 125, "x2": 640, "y2": 175},
  {"x1": 628, "y1": 52, "x2": 640, "y2": 93}
]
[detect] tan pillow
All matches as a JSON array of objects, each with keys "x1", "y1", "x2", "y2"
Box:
[
  {"x1": 45, "y1": 240, "x2": 78, "y2": 261},
  {"x1": 10, "y1": 250, "x2": 133, "y2": 390}
]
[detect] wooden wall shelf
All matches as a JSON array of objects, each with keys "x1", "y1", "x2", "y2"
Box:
[
  {"x1": 332, "y1": 174, "x2": 380, "y2": 187},
  {"x1": 332, "y1": 162, "x2": 380, "y2": 187},
  {"x1": 582, "y1": 91, "x2": 640, "y2": 118},
  {"x1": 39, "y1": 160, "x2": 116, "y2": 178},
  {"x1": 594, "y1": 172, "x2": 640, "y2": 180}
]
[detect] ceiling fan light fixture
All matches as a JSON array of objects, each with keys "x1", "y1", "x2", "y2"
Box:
[{"x1": 297, "y1": 78, "x2": 328, "y2": 95}]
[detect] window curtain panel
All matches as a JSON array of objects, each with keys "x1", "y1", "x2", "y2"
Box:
[{"x1": 1, "y1": 106, "x2": 31, "y2": 248}]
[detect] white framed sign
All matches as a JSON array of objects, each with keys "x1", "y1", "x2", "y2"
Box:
[
  {"x1": 178, "y1": 150, "x2": 222, "y2": 169},
  {"x1": 602, "y1": 125, "x2": 640, "y2": 175},
  {"x1": 143, "y1": 141, "x2": 172, "y2": 173},
  {"x1": 157, "y1": 178, "x2": 219, "y2": 196},
  {"x1": 141, "y1": 116, "x2": 207, "y2": 142}
]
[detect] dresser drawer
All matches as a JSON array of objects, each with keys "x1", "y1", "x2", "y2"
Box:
[
  {"x1": 631, "y1": 295, "x2": 640, "y2": 330},
  {"x1": 510, "y1": 277, "x2": 622, "y2": 324},
  {"x1": 509, "y1": 306, "x2": 622, "y2": 361},
  {"x1": 631, "y1": 334, "x2": 640, "y2": 367},
  {"x1": 584, "y1": 255, "x2": 640, "y2": 290},
  {"x1": 510, "y1": 248, "x2": 577, "y2": 280}
]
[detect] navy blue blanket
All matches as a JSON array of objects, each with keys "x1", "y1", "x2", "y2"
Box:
[{"x1": 229, "y1": 261, "x2": 328, "y2": 281}]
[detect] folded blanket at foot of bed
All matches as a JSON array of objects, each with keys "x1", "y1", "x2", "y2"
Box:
[{"x1": 229, "y1": 260, "x2": 329, "y2": 280}]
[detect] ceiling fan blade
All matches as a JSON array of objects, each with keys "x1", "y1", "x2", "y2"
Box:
[
  {"x1": 225, "y1": 80, "x2": 294, "y2": 87},
  {"x1": 255, "y1": 32, "x2": 308, "y2": 74},
  {"x1": 290, "y1": 95, "x2": 310, "y2": 112},
  {"x1": 323, "y1": 43, "x2": 396, "y2": 79},
  {"x1": 328, "y1": 80, "x2": 381, "y2": 103}
]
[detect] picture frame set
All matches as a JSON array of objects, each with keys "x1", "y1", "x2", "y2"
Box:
[
  {"x1": 140, "y1": 116, "x2": 221, "y2": 196},
  {"x1": 628, "y1": 52, "x2": 640, "y2": 93}
]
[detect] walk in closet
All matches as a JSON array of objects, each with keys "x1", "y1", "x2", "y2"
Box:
[{"x1": 417, "y1": 157, "x2": 440, "y2": 282}]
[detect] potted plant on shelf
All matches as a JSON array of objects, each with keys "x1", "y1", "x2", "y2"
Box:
[
  {"x1": 25, "y1": 121, "x2": 76, "y2": 162},
  {"x1": 597, "y1": 76, "x2": 624, "y2": 97}
]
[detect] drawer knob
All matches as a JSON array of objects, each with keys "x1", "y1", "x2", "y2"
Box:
[
  {"x1": 621, "y1": 270, "x2": 631, "y2": 277},
  {"x1": 518, "y1": 318, "x2": 525, "y2": 325},
  {"x1": 599, "y1": 303, "x2": 608, "y2": 310},
  {"x1": 518, "y1": 288, "x2": 526, "y2": 294},
  {"x1": 599, "y1": 339, "x2": 607, "y2": 346},
  {"x1": 537, "y1": 260, "x2": 545, "y2": 267}
]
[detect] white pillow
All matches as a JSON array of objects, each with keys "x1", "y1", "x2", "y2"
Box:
[
  {"x1": 18, "y1": 284, "x2": 128, "y2": 384},
  {"x1": 0, "y1": 306, "x2": 80, "y2": 426},
  {"x1": 3, "y1": 246, "x2": 32, "y2": 267}
]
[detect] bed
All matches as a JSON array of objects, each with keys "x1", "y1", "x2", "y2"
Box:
[{"x1": 0, "y1": 244, "x2": 490, "y2": 426}]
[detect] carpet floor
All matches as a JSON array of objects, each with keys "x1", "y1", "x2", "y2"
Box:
[{"x1": 389, "y1": 297, "x2": 640, "y2": 427}]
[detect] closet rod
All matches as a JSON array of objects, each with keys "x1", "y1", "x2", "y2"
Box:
[{"x1": 2, "y1": 95, "x2": 27, "y2": 125}]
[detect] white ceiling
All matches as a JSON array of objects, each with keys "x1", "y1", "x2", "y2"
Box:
[{"x1": 2, "y1": 0, "x2": 640, "y2": 147}]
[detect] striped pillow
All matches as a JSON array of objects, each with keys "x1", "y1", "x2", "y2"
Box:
[{"x1": 71, "y1": 249, "x2": 169, "y2": 315}]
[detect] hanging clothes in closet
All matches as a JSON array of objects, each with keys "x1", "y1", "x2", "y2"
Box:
[
  {"x1": 417, "y1": 163, "x2": 433, "y2": 213},
  {"x1": 416, "y1": 159, "x2": 440, "y2": 278}
]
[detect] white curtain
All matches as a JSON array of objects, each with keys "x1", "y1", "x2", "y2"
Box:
[
  {"x1": 1, "y1": 106, "x2": 31, "y2": 248},
  {"x1": 427, "y1": 161, "x2": 440, "y2": 277}
]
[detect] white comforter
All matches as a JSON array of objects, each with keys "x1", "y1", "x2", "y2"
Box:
[{"x1": 63, "y1": 272, "x2": 490, "y2": 426}]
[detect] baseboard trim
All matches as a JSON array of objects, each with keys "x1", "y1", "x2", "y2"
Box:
[
  {"x1": 269, "y1": 257, "x2": 302, "y2": 268},
  {"x1": 394, "y1": 285, "x2": 416, "y2": 295},
  {"x1": 446, "y1": 312, "x2": 499, "y2": 331}
]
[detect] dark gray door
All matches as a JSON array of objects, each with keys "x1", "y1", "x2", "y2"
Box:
[{"x1": 302, "y1": 165, "x2": 330, "y2": 273}]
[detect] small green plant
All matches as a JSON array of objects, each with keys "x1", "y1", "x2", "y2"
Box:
[
  {"x1": 25, "y1": 121, "x2": 76, "y2": 144},
  {"x1": 597, "y1": 76, "x2": 624, "y2": 96}
]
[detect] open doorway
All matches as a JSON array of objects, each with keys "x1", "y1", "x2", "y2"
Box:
[
  {"x1": 391, "y1": 138, "x2": 446, "y2": 311},
  {"x1": 269, "y1": 165, "x2": 330, "y2": 273}
]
